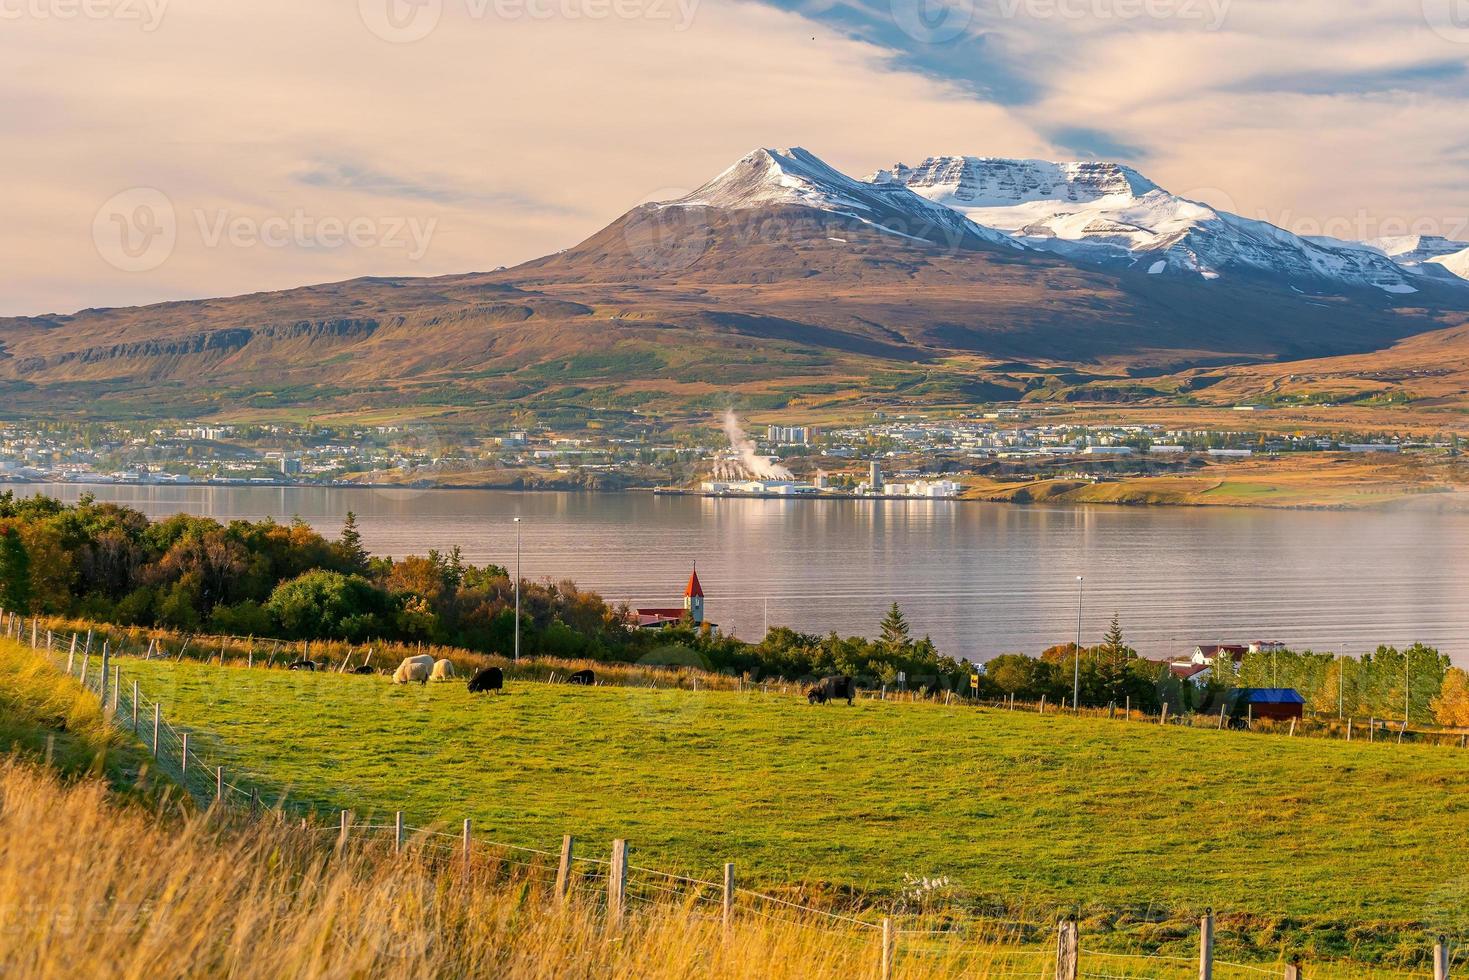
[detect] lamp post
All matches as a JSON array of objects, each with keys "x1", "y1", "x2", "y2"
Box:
[
  {"x1": 1074, "y1": 575, "x2": 1084, "y2": 712},
  {"x1": 513, "y1": 517, "x2": 522, "y2": 664},
  {"x1": 1338, "y1": 643, "x2": 1344, "y2": 720}
]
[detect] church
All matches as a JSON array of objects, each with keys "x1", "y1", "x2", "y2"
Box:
[{"x1": 632, "y1": 567, "x2": 710, "y2": 629}]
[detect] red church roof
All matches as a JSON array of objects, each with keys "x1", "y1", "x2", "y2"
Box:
[{"x1": 685, "y1": 568, "x2": 704, "y2": 598}]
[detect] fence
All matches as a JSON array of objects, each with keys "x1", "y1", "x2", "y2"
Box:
[{"x1": 2, "y1": 612, "x2": 1459, "y2": 978}]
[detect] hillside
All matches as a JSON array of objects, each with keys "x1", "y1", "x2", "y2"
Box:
[
  {"x1": 3, "y1": 148, "x2": 1468, "y2": 424},
  {"x1": 121, "y1": 657, "x2": 1469, "y2": 966}
]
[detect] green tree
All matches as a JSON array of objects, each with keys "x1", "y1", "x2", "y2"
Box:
[
  {"x1": 879, "y1": 602, "x2": 911, "y2": 653},
  {"x1": 0, "y1": 527, "x2": 33, "y2": 613},
  {"x1": 337, "y1": 511, "x2": 369, "y2": 573},
  {"x1": 1095, "y1": 613, "x2": 1133, "y2": 705},
  {"x1": 266, "y1": 570, "x2": 388, "y2": 642}
]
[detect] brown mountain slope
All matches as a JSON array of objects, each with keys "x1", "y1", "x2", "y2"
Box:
[{"x1": 1, "y1": 204, "x2": 1467, "y2": 421}]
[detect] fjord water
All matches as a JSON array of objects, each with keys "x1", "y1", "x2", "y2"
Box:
[{"x1": 29, "y1": 484, "x2": 1469, "y2": 663}]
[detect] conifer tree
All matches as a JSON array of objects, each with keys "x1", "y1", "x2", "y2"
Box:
[{"x1": 339, "y1": 511, "x2": 368, "y2": 572}]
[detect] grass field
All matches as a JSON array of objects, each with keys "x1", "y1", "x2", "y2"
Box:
[
  {"x1": 963, "y1": 454, "x2": 1469, "y2": 510},
  {"x1": 122, "y1": 658, "x2": 1469, "y2": 966}
]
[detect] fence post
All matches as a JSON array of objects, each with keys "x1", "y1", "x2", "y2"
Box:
[
  {"x1": 462, "y1": 818, "x2": 472, "y2": 870},
  {"x1": 556, "y1": 835, "x2": 575, "y2": 905},
  {"x1": 1039, "y1": 695, "x2": 1047, "y2": 714},
  {"x1": 1218, "y1": 705, "x2": 1226, "y2": 730},
  {"x1": 250, "y1": 788, "x2": 259, "y2": 817},
  {"x1": 67, "y1": 634, "x2": 76, "y2": 674},
  {"x1": 881, "y1": 916, "x2": 894, "y2": 980},
  {"x1": 152, "y1": 703, "x2": 160, "y2": 759},
  {"x1": 722, "y1": 862, "x2": 736, "y2": 934},
  {"x1": 181, "y1": 732, "x2": 189, "y2": 776},
  {"x1": 80, "y1": 650, "x2": 91, "y2": 691},
  {"x1": 394, "y1": 811, "x2": 404, "y2": 854},
  {"x1": 1435, "y1": 937, "x2": 1448, "y2": 980},
  {"x1": 1284, "y1": 959, "x2": 1302, "y2": 980},
  {"x1": 1055, "y1": 918, "x2": 1078, "y2": 980},
  {"x1": 131, "y1": 680, "x2": 139, "y2": 733},
  {"x1": 1289, "y1": 718, "x2": 1297, "y2": 738},
  {"x1": 217, "y1": 766, "x2": 225, "y2": 803},
  {"x1": 45, "y1": 733, "x2": 55, "y2": 766},
  {"x1": 1200, "y1": 909, "x2": 1214, "y2": 980},
  {"x1": 1347, "y1": 719, "x2": 1353, "y2": 742},
  {"x1": 1369, "y1": 716, "x2": 1375, "y2": 742},
  {"x1": 99, "y1": 641, "x2": 110, "y2": 708},
  {"x1": 110, "y1": 664, "x2": 120, "y2": 716},
  {"x1": 1160, "y1": 702, "x2": 1170, "y2": 726},
  {"x1": 608, "y1": 839, "x2": 628, "y2": 927}
]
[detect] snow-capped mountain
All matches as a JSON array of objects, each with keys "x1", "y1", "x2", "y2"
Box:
[
  {"x1": 867, "y1": 156, "x2": 1421, "y2": 294},
  {"x1": 664, "y1": 148, "x2": 1023, "y2": 252},
  {"x1": 1353, "y1": 235, "x2": 1469, "y2": 283},
  {"x1": 1429, "y1": 247, "x2": 1469, "y2": 281}
]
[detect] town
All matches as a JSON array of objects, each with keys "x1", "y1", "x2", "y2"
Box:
[{"x1": 0, "y1": 410, "x2": 1445, "y2": 496}]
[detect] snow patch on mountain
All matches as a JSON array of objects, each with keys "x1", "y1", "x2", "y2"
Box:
[
  {"x1": 665, "y1": 148, "x2": 1023, "y2": 251},
  {"x1": 1427, "y1": 246, "x2": 1469, "y2": 281},
  {"x1": 869, "y1": 156, "x2": 1419, "y2": 294}
]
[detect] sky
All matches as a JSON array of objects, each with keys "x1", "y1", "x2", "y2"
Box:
[{"x1": 2, "y1": 0, "x2": 1467, "y2": 316}]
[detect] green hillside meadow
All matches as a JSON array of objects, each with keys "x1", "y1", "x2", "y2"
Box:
[{"x1": 124, "y1": 658, "x2": 1469, "y2": 966}]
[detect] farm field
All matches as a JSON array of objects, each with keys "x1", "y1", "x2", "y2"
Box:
[{"x1": 123, "y1": 658, "x2": 1469, "y2": 965}]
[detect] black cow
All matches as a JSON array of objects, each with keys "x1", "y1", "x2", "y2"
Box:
[
  {"x1": 288, "y1": 660, "x2": 317, "y2": 671},
  {"x1": 352, "y1": 665, "x2": 376, "y2": 675},
  {"x1": 468, "y1": 666, "x2": 504, "y2": 693},
  {"x1": 567, "y1": 669, "x2": 595, "y2": 686},
  {"x1": 807, "y1": 675, "x2": 855, "y2": 705}
]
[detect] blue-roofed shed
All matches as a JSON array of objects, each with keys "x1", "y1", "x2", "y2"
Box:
[{"x1": 1230, "y1": 688, "x2": 1306, "y2": 722}]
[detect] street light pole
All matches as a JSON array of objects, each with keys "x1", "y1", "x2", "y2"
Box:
[
  {"x1": 1074, "y1": 575, "x2": 1084, "y2": 712},
  {"x1": 513, "y1": 517, "x2": 522, "y2": 665},
  {"x1": 1338, "y1": 644, "x2": 1344, "y2": 720}
]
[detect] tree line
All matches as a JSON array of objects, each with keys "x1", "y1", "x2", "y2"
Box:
[{"x1": 1, "y1": 493, "x2": 1461, "y2": 716}]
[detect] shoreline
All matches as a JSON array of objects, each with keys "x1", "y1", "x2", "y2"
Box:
[{"x1": 11, "y1": 475, "x2": 1469, "y2": 513}]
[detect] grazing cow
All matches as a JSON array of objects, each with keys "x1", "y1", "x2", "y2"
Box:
[
  {"x1": 352, "y1": 665, "x2": 376, "y2": 675},
  {"x1": 468, "y1": 666, "x2": 504, "y2": 694},
  {"x1": 393, "y1": 654, "x2": 436, "y2": 685},
  {"x1": 567, "y1": 669, "x2": 595, "y2": 686},
  {"x1": 430, "y1": 659, "x2": 457, "y2": 682},
  {"x1": 807, "y1": 675, "x2": 855, "y2": 705},
  {"x1": 288, "y1": 660, "x2": 317, "y2": 671}
]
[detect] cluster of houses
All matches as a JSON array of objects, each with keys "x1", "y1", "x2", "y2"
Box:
[{"x1": 1165, "y1": 640, "x2": 1305, "y2": 721}]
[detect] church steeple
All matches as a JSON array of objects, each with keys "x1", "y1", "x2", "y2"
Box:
[{"x1": 684, "y1": 565, "x2": 705, "y2": 624}]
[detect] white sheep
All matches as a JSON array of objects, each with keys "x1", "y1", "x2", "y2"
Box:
[
  {"x1": 393, "y1": 654, "x2": 436, "y2": 685},
  {"x1": 430, "y1": 658, "x2": 457, "y2": 682}
]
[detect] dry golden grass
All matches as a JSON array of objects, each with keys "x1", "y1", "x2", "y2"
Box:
[{"x1": 0, "y1": 760, "x2": 1013, "y2": 979}]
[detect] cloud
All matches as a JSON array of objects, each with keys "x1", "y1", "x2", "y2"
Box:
[
  {"x1": 3, "y1": 0, "x2": 1466, "y2": 316},
  {"x1": 0, "y1": 0, "x2": 1051, "y2": 316}
]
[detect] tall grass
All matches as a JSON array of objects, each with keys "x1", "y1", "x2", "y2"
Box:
[{"x1": 0, "y1": 760, "x2": 1009, "y2": 979}]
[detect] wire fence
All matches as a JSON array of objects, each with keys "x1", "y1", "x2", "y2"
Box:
[{"x1": 3, "y1": 614, "x2": 1451, "y2": 980}]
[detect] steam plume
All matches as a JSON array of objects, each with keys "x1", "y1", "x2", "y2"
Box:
[{"x1": 714, "y1": 410, "x2": 794, "y2": 480}]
